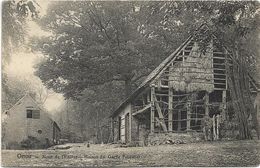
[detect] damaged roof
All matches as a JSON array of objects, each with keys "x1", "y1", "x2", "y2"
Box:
[
  {"x1": 110, "y1": 25, "x2": 203, "y2": 118},
  {"x1": 110, "y1": 24, "x2": 259, "y2": 118}
]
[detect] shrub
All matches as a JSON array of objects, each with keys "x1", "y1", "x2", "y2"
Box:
[
  {"x1": 6, "y1": 141, "x2": 21, "y2": 149},
  {"x1": 20, "y1": 136, "x2": 41, "y2": 149}
]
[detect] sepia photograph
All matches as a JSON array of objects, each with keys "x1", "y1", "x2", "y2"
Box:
[{"x1": 1, "y1": 0, "x2": 260, "y2": 167}]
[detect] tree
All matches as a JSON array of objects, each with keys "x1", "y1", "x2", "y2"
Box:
[
  {"x1": 2, "y1": 0, "x2": 40, "y2": 110},
  {"x1": 2, "y1": 0, "x2": 39, "y2": 65},
  {"x1": 2, "y1": 74, "x2": 53, "y2": 111},
  {"x1": 31, "y1": 1, "x2": 176, "y2": 99},
  {"x1": 54, "y1": 81, "x2": 125, "y2": 142},
  {"x1": 2, "y1": 75, "x2": 36, "y2": 111}
]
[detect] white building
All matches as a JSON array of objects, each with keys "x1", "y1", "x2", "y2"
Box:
[{"x1": 2, "y1": 94, "x2": 61, "y2": 149}]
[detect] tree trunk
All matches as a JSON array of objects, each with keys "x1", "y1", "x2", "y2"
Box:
[{"x1": 227, "y1": 49, "x2": 257, "y2": 139}]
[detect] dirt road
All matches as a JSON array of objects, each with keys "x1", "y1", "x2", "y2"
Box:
[{"x1": 2, "y1": 140, "x2": 260, "y2": 167}]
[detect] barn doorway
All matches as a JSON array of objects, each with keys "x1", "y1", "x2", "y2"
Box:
[
  {"x1": 125, "y1": 113, "x2": 130, "y2": 143},
  {"x1": 118, "y1": 116, "x2": 121, "y2": 141}
]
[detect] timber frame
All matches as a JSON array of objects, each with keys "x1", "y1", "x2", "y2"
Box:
[{"x1": 110, "y1": 24, "x2": 259, "y2": 144}]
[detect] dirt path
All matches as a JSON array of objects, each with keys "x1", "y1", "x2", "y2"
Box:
[{"x1": 2, "y1": 140, "x2": 260, "y2": 167}]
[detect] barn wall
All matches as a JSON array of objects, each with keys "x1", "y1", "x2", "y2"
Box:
[
  {"x1": 131, "y1": 116, "x2": 139, "y2": 142},
  {"x1": 3, "y1": 96, "x2": 55, "y2": 149},
  {"x1": 112, "y1": 116, "x2": 119, "y2": 142},
  {"x1": 113, "y1": 104, "x2": 132, "y2": 143},
  {"x1": 154, "y1": 41, "x2": 215, "y2": 93}
]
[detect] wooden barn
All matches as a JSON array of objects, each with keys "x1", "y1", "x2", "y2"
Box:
[
  {"x1": 110, "y1": 25, "x2": 259, "y2": 145},
  {"x1": 2, "y1": 94, "x2": 61, "y2": 149}
]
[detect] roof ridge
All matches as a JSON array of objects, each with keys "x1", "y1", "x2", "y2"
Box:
[
  {"x1": 4, "y1": 94, "x2": 29, "y2": 113},
  {"x1": 4, "y1": 94, "x2": 55, "y2": 122}
]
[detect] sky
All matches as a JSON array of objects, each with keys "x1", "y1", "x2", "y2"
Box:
[{"x1": 5, "y1": 1, "x2": 65, "y2": 112}]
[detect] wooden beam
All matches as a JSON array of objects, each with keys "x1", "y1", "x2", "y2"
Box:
[
  {"x1": 213, "y1": 57, "x2": 226, "y2": 60},
  {"x1": 205, "y1": 92, "x2": 209, "y2": 116},
  {"x1": 187, "y1": 101, "x2": 191, "y2": 131},
  {"x1": 150, "y1": 85, "x2": 155, "y2": 134},
  {"x1": 178, "y1": 110, "x2": 181, "y2": 131},
  {"x1": 214, "y1": 88, "x2": 226, "y2": 91},
  {"x1": 168, "y1": 88, "x2": 173, "y2": 132},
  {"x1": 222, "y1": 90, "x2": 227, "y2": 119},
  {"x1": 129, "y1": 106, "x2": 132, "y2": 143},
  {"x1": 155, "y1": 117, "x2": 160, "y2": 126},
  {"x1": 147, "y1": 92, "x2": 150, "y2": 103},
  {"x1": 154, "y1": 95, "x2": 168, "y2": 132},
  {"x1": 213, "y1": 78, "x2": 226, "y2": 81},
  {"x1": 132, "y1": 104, "x2": 151, "y2": 116},
  {"x1": 216, "y1": 115, "x2": 220, "y2": 140},
  {"x1": 203, "y1": 92, "x2": 210, "y2": 140},
  {"x1": 111, "y1": 118, "x2": 114, "y2": 142},
  {"x1": 213, "y1": 115, "x2": 216, "y2": 140},
  {"x1": 142, "y1": 95, "x2": 146, "y2": 105}
]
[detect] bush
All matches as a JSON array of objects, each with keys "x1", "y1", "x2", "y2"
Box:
[
  {"x1": 220, "y1": 118, "x2": 239, "y2": 140},
  {"x1": 20, "y1": 136, "x2": 42, "y2": 149},
  {"x1": 6, "y1": 141, "x2": 21, "y2": 149}
]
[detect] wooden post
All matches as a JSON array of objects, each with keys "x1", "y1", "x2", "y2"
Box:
[
  {"x1": 168, "y1": 88, "x2": 173, "y2": 132},
  {"x1": 222, "y1": 90, "x2": 227, "y2": 119},
  {"x1": 203, "y1": 125, "x2": 207, "y2": 141},
  {"x1": 178, "y1": 110, "x2": 181, "y2": 132},
  {"x1": 154, "y1": 96, "x2": 168, "y2": 132},
  {"x1": 205, "y1": 92, "x2": 209, "y2": 117},
  {"x1": 150, "y1": 84, "x2": 155, "y2": 134},
  {"x1": 142, "y1": 96, "x2": 146, "y2": 105},
  {"x1": 204, "y1": 92, "x2": 209, "y2": 140},
  {"x1": 216, "y1": 115, "x2": 220, "y2": 140},
  {"x1": 213, "y1": 115, "x2": 216, "y2": 140},
  {"x1": 118, "y1": 116, "x2": 121, "y2": 141},
  {"x1": 111, "y1": 118, "x2": 114, "y2": 142},
  {"x1": 129, "y1": 106, "x2": 132, "y2": 143},
  {"x1": 147, "y1": 92, "x2": 150, "y2": 103},
  {"x1": 187, "y1": 101, "x2": 191, "y2": 131}
]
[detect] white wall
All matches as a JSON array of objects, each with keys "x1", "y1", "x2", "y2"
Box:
[{"x1": 3, "y1": 95, "x2": 55, "y2": 148}]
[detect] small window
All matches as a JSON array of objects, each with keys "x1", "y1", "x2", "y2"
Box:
[
  {"x1": 32, "y1": 110, "x2": 40, "y2": 119},
  {"x1": 38, "y1": 130, "x2": 42, "y2": 134},
  {"x1": 26, "y1": 109, "x2": 40, "y2": 119},
  {"x1": 27, "y1": 110, "x2": 33, "y2": 118}
]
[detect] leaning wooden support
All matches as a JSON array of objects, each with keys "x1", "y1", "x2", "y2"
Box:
[
  {"x1": 154, "y1": 95, "x2": 168, "y2": 132},
  {"x1": 132, "y1": 104, "x2": 151, "y2": 116}
]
